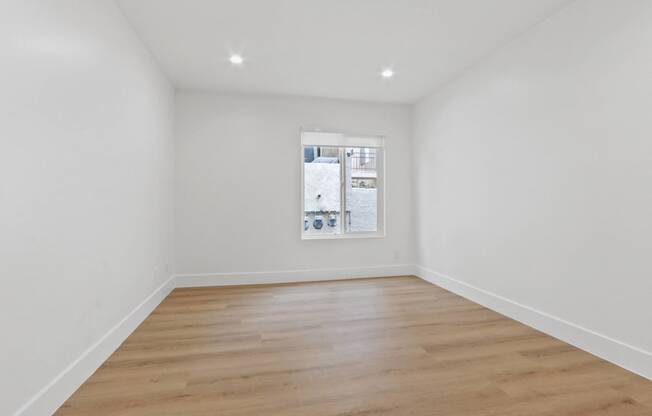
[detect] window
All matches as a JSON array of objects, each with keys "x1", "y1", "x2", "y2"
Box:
[{"x1": 301, "y1": 131, "x2": 385, "y2": 239}]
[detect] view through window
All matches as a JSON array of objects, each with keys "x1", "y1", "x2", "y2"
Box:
[{"x1": 302, "y1": 132, "x2": 384, "y2": 238}]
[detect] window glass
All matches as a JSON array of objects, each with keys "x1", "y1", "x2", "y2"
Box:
[
  {"x1": 345, "y1": 147, "x2": 377, "y2": 233},
  {"x1": 301, "y1": 133, "x2": 384, "y2": 239},
  {"x1": 303, "y1": 146, "x2": 342, "y2": 236}
]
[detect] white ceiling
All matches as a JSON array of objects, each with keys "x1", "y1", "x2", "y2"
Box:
[{"x1": 117, "y1": 0, "x2": 571, "y2": 103}]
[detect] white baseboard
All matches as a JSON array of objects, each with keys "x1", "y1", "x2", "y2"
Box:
[
  {"x1": 414, "y1": 265, "x2": 652, "y2": 381},
  {"x1": 13, "y1": 275, "x2": 176, "y2": 416},
  {"x1": 176, "y1": 264, "x2": 416, "y2": 288}
]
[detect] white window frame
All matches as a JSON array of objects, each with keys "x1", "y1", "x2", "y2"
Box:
[{"x1": 300, "y1": 131, "x2": 386, "y2": 240}]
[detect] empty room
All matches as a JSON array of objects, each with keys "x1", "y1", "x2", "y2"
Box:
[{"x1": 3, "y1": 0, "x2": 652, "y2": 415}]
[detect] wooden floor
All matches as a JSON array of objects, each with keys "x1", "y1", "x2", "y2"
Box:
[{"x1": 56, "y1": 276, "x2": 652, "y2": 415}]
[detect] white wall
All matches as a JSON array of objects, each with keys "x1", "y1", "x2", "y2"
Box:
[
  {"x1": 0, "y1": 1, "x2": 175, "y2": 415},
  {"x1": 414, "y1": 0, "x2": 652, "y2": 365},
  {"x1": 175, "y1": 91, "x2": 413, "y2": 276}
]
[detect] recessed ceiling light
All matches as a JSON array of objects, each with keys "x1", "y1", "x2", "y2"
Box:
[
  {"x1": 381, "y1": 68, "x2": 394, "y2": 79},
  {"x1": 229, "y1": 54, "x2": 244, "y2": 65}
]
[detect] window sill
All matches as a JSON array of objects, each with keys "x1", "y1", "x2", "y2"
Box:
[{"x1": 301, "y1": 232, "x2": 385, "y2": 240}]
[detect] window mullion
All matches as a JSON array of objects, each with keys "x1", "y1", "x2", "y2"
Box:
[{"x1": 340, "y1": 147, "x2": 346, "y2": 234}]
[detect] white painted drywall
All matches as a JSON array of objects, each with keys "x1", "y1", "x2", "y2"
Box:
[
  {"x1": 175, "y1": 91, "x2": 413, "y2": 274},
  {"x1": 0, "y1": 1, "x2": 175, "y2": 415},
  {"x1": 413, "y1": 0, "x2": 652, "y2": 356}
]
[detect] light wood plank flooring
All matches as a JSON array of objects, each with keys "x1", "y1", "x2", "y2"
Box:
[{"x1": 56, "y1": 276, "x2": 652, "y2": 415}]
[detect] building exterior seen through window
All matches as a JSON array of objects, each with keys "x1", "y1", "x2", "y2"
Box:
[{"x1": 302, "y1": 139, "x2": 383, "y2": 238}]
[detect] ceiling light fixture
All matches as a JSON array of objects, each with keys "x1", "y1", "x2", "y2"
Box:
[
  {"x1": 229, "y1": 54, "x2": 244, "y2": 65},
  {"x1": 381, "y1": 68, "x2": 394, "y2": 79}
]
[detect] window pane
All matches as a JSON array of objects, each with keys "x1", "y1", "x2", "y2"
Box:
[
  {"x1": 345, "y1": 147, "x2": 377, "y2": 232},
  {"x1": 303, "y1": 146, "x2": 342, "y2": 235}
]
